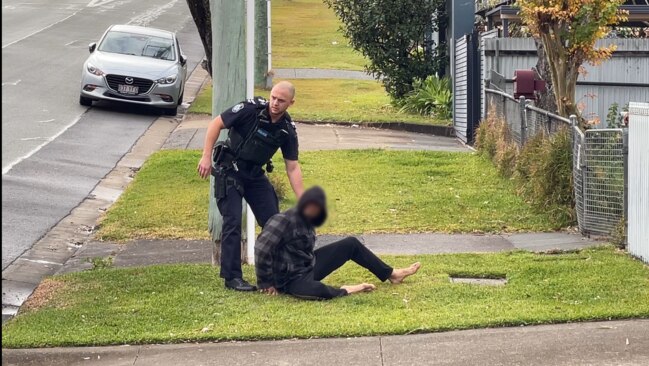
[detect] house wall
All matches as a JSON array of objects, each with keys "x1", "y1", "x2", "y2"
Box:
[{"x1": 449, "y1": 0, "x2": 478, "y2": 132}]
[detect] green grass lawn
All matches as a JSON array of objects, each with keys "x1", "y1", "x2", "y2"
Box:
[
  {"x1": 188, "y1": 79, "x2": 448, "y2": 125},
  {"x1": 3, "y1": 247, "x2": 648, "y2": 348},
  {"x1": 96, "y1": 149, "x2": 568, "y2": 242},
  {"x1": 273, "y1": 0, "x2": 365, "y2": 70}
]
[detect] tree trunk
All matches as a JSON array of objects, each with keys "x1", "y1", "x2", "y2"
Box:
[
  {"x1": 186, "y1": 0, "x2": 212, "y2": 76},
  {"x1": 533, "y1": 38, "x2": 557, "y2": 113},
  {"x1": 539, "y1": 28, "x2": 582, "y2": 122},
  {"x1": 564, "y1": 63, "x2": 581, "y2": 121}
]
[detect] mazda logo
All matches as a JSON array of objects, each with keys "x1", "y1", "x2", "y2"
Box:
[{"x1": 125, "y1": 77, "x2": 134, "y2": 85}]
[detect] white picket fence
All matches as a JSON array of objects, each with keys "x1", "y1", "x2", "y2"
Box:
[{"x1": 627, "y1": 102, "x2": 649, "y2": 264}]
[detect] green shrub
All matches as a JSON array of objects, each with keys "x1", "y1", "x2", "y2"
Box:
[
  {"x1": 475, "y1": 106, "x2": 504, "y2": 160},
  {"x1": 611, "y1": 217, "x2": 627, "y2": 249},
  {"x1": 495, "y1": 139, "x2": 519, "y2": 178},
  {"x1": 476, "y1": 107, "x2": 575, "y2": 227},
  {"x1": 515, "y1": 128, "x2": 574, "y2": 224},
  {"x1": 513, "y1": 132, "x2": 545, "y2": 182},
  {"x1": 324, "y1": 0, "x2": 448, "y2": 98},
  {"x1": 398, "y1": 75, "x2": 452, "y2": 119},
  {"x1": 606, "y1": 102, "x2": 628, "y2": 128}
]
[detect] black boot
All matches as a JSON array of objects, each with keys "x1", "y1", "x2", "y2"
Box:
[{"x1": 225, "y1": 278, "x2": 257, "y2": 292}]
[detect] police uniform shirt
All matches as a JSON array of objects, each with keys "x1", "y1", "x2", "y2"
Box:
[{"x1": 220, "y1": 98, "x2": 299, "y2": 161}]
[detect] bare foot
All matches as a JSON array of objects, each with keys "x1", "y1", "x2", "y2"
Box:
[
  {"x1": 389, "y1": 262, "x2": 421, "y2": 284},
  {"x1": 341, "y1": 283, "x2": 376, "y2": 295}
]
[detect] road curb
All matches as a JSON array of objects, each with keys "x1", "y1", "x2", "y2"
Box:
[
  {"x1": 1, "y1": 64, "x2": 210, "y2": 323},
  {"x1": 3, "y1": 319, "x2": 648, "y2": 364}
]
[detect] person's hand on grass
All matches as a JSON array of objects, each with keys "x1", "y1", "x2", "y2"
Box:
[
  {"x1": 197, "y1": 155, "x2": 212, "y2": 179},
  {"x1": 260, "y1": 286, "x2": 278, "y2": 296}
]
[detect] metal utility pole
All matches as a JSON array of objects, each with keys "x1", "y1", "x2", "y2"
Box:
[
  {"x1": 208, "y1": 0, "x2": 249, "y2": 265},
  {"x1": 245, "y1": 0, "x2": 256, "y2": 264}
]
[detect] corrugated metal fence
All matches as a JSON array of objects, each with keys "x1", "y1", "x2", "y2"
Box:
[
  {"x1": 454, "y1": 34, "x2": 469, "y2": 141},
  {"x1": 482, "y1": 38, "x2": 649, "y2": 126},
  {"x1": 486, "y1": 88, "x2": 629, "y2": 238},
  {"x1": 453, "y1": 32, "x2": 480, "y2": 143},
  {"x1": 627, "y1": 102, "x2": 649, "y2": 264}
]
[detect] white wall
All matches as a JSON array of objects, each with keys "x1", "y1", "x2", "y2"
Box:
[{"x1": 628, "y1": 102, "x2": 649, "y2": 264}]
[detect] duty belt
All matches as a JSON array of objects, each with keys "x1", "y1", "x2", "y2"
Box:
[{"x1": 213, "y1": 146, "x2": 268, "y2": 174}]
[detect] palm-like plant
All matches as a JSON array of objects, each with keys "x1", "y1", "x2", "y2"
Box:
[{"x1": 399, "y1": 75, "x2": 453, "y2": 119}]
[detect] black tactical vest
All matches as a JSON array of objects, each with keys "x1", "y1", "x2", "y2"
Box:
[{"x1": 225, "y1": 98, "x2": 290, "y2": 167}]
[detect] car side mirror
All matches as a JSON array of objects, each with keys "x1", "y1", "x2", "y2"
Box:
[
  {"x1": 89, "y1": 42, "x2": 97, "y2": 53},
  {"x1": 180, "y1": 54, "x2": 187, "y2": 66}
]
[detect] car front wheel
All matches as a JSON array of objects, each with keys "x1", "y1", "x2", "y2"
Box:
[
  {"x1": 79, "y1": 95, "x2": 93, "y2": 106},
  {"x1": 162, "y1": 107, "x2": 178, "y2": 116}
]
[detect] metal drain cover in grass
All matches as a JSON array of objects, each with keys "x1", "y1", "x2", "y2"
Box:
[{"x1": 450, "y1": 277, "x2": 507, "y2": 286}]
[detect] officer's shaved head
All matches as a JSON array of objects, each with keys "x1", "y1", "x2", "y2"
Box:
[
  {"x1": 272, "y1": 81, "x2": 296, "y2": 100},
  {"x1": 268, "y1": 81, "x2": 296, "y2": 119}
]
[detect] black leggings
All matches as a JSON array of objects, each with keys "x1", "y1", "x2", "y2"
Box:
[{"x1": 283, "y1": 237, "x2": 393, "y2": 300}]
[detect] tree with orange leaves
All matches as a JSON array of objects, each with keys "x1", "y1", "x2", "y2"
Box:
[{"x1": 517, "y1": 0, "x2": 627, "y2": 118}]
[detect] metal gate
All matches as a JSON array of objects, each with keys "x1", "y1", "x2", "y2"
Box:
[{"x1": 573, "y1": 127, "x2": 628, "y2": 236}]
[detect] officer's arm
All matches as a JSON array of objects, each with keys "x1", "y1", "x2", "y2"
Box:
[
  {"x1": 285, "y1": 160, "x2": 304, "y2": 199},
  {"x1": 197, "y1": 116, "x2": 225, "y2": 179}
]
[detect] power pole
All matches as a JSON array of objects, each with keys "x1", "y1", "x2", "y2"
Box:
[
  {"x1": 208, "y1": 0, "x2": 247, "y2": 266},
  {"x1": 254, "y1": 0, "x2": 271, "y2": 89}
]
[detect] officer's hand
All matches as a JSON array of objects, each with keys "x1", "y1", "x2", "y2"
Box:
[
  {"x1": 259, "y1": 287, "x2": 278, "y2": 296},
  {"x1": 197, "y1": 156, "x2": 212, "y2": 179}
]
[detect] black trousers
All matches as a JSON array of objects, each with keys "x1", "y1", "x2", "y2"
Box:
[
  {"x1": 284, "y1": 237, "x2": 393, "y2": 300},
  {"x1": 217, "y1": 168, "x2": 279, "y2": 280}
]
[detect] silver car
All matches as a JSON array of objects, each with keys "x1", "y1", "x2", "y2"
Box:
[{"x1": 80, "y1": 25, "x2": 187, "y2": 116}]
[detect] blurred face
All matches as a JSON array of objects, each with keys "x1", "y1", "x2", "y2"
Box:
[
  {"x1": 269, "y1": 85, "x2": 294, "y2": 117},
  {"x1": 302, "y1": 202, "x2": 322, "y2": 223}
]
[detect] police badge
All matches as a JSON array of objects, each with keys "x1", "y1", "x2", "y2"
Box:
[{"x1": 231, "y1": 103, "x2": 244, "y2": 113}]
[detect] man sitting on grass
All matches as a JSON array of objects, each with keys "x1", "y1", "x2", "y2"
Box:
[{"x1": 255, "y1": 186, "x2": 420, "y2": 300}]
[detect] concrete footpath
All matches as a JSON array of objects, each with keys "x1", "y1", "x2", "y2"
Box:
[
  {"x1": 274, "y1": 67, "x2": 375, "y2": 80},
  {"x1": 162, "y1": 114, "x2": 467, "y2": 152},
  {"x1": 57, "y1": 232, "x2": 598, "y2": 273},
  {"x1": 3, "y1": 320, "x2": 648, "y2": 366}
]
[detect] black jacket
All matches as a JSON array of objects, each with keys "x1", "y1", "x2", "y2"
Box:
[{"x1": 254, "y1": 187, "x2": 327, "y2": 289}]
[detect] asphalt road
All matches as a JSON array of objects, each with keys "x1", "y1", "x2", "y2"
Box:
[{"x1": 2, "y1": 0, "x2": 206, "y2": 269}]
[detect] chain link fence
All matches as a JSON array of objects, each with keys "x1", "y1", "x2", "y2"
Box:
[
  {"x1": 485, "y1": 89, "x2": 571, "y2": 146},
  {"x1": 485, "y1": 88, "x2": 628, "y2": 237}
]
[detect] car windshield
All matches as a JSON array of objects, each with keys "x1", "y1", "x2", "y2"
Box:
[{"x1": 98, "y1": 31, "x2": 175, "y2": 61}]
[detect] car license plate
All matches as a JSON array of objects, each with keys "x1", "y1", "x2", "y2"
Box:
[{"x1": 118, "y1": 84, "x2": 139, "y2": 95}]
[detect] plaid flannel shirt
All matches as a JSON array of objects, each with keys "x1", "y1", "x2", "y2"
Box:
[{"x1": 255, "y1": 208, "x2": 316, "y2": 289}]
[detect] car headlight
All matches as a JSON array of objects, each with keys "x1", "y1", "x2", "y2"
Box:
[
  {"x1": 87, "y1": 63, "x2": 104, "y2": 76},
  {"x1": 157, "y1": 75, "x2": 177, "y2": 84}
]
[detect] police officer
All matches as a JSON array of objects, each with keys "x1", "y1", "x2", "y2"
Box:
[{"x1": 197, "y1": 81, "x2": 304, "y2": 291}]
